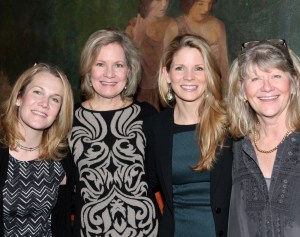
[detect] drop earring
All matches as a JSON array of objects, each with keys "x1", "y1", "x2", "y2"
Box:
[
  {"x1": 167, "y1": 84, "x2": 174, "y2": 101},
  {"x1": 88, "y1": 75, "x2": 93, "y2": 87}
]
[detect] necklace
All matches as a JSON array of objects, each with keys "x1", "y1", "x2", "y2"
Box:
[
  {"x1": 88, "y1": 99, "x2": 128, "y2": 111},
  {"x1": 253, "y1": 123, "x2": 292, "y2": 153},
  {"x1": 16, "y1": 141, "x2": 39, "y2": 152}
]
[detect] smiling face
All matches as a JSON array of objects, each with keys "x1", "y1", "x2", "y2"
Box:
[
  {"x1": 16, "y1": 71, "x2": 64, "y2": 133},
  {"x1": 90, "y1": 43, "x2": 128, "y2": 102},
  {"x1": 243, "y1": 66, "x2": 292, "y2": 121},
  {"x1": 148, "y1": 0, "x2": 169, "y2": 18},
  {"x1": 164, "y1": 46, "x2": 207, "y2": 106}
]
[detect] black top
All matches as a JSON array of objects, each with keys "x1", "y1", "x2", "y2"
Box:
[
  {"x1": 144, "y1": 108, "x2": 233, "y2": 237},
  {"x1": 0, "y1": 146, "x2": 74, "y2": 237}
]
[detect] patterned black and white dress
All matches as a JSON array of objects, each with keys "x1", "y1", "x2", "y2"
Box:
[
  {"x1": 3, "y1": 155, "x2": 64, "y2": 237},
  {"x1": 69, "y1": 102, "x2": 158, "y2": 237}
]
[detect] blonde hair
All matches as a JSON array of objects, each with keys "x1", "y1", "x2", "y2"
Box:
[
  {"x1": 158, "y1": 34, "x2": 228, "y2": 171},
  {"x1": 80, "y1": 29, "x2": 141, "y2": 100},
  {"x1": 0, "y1": 63, "x2": 74, "y2": 161},
  {"x1": 227, "y1": 40, "x2": 300, "y2": 138}
]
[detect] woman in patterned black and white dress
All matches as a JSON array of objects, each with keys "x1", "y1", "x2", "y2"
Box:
[
  {"x1": 0, "y1": 63, "x2": 74, "y2": 237},
  {"x1": 68, "y1": 29, "x2": 159, "y2": 237}
]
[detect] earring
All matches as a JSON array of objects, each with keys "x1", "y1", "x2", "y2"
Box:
[
  {"x1": 88, "y1": 75, "x2": 93, "y2": 87},
  {"x1": 167, "y1": 84, "x2": 174, "y2": 101}
]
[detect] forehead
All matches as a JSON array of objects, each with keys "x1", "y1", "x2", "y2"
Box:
[
  {"x1": 173, "y1": 47, "x2": 203, "y2": 62},
  {"x1": 97, "y1": 43, "x2": 125, "y2": 59},
  {"x1": 26, "y1": 71, "x2": 64, "y2": 95}
]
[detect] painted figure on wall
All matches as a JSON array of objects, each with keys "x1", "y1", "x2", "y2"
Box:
[
  {"x1": 126, "y1": 0, "x2": 174, "y2": 111},
  {"x1": 163, "y1": 0, "x2": 229, "y2": 89}
]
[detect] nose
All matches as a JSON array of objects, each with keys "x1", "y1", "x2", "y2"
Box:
[
  {"x1": 202, "y1": 3, "x2": 211, "y2": 13},
  {"x1": 39, "y1": 97, "x2": 50, "y2": 108},
  {"x1": 162, "y1": 0, "x2": 168, "y2": 7},
  {"x1": 261, "y1": 79, "x2": 274, "y2": 92},
  {"x1": 184, "y1": 69, "x2": 194, "y2": 81},
  {"x1": 104, "y1": 65, "x2": 115, "y2": 78}
]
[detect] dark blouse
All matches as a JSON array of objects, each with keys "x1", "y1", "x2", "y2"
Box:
[
  {"x1": 172, "y1": 124, "x2": 215, "y2": 237},
  {"x1": 3, "y1": 155, "x2": 64, "y2": 236},
  {"x1": 228, "y1": 132, "x2": 300, "y2": 237}
]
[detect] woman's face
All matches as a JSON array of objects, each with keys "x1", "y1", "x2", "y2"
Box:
[
  {"x1": 164, "y1": 46, "x2": 207, "y2": 106},
  {"x1": 90, "y1": 43, "x2": 128, "y2": 102},
  {"x1": 189, "y1": 0, "x2": 213, "y2": 21},
  {"x1": 243, "y1": 66, "x2": 293, "y2": 121},
  {"x1": 147, "y1": 0, "x2": 169, "y2": 18},
  {"x1": 16, "y1": 71, "x2": 64, "y2": 132}
]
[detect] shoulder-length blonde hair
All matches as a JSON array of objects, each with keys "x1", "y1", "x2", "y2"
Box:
[
  {"x1": 80, "y1": 29, "x2": 141, "y2": 100},
  {"x1": 227, "y1": 40, "x2": 300, "y2": 139},
  {"x1": 0, "y1": 63, "x2": 74, "y2": 161},
  {"x1": 158, "y1": 34, "x2": 228, "y2": 171}
]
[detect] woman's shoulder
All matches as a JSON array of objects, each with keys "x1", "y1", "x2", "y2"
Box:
[
  {"x1": 143, "y1": 107, "x2": 173, "y2": 126},
  {"x1": 133, "y1": 100, "x2": 158, "y2": 117},
  {"x1": 206, "y1": 15, "x2": 225, "y2": 30}
]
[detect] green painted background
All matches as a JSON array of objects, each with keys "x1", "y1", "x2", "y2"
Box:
[{"x1": 1, "y1": 0, "x2": 300, "y2": 101}]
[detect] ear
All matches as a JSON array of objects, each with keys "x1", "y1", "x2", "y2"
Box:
[{"x1": 162, "y1": 67, "x2": 171, "y2": 84}]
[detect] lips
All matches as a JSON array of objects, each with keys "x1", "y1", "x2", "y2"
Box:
[
  {"x1": 181, "y1": 85, "x2": 197, "y2": 91},
  {"x1": 258, "y1": 95, "x2": 279, "y2": 101},
  {"x1": 101, "y1": 81, "x2": 117, "y2": 86},
  {"x1": 32, "y1": 110, "x2": 47, "y2": 117}
]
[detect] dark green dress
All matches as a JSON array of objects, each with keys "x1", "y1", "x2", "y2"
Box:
[{"x1": 172, "y1": 124, "x2": 215, "y2": 237}]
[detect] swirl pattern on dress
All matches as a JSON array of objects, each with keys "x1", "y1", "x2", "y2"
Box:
[{"x1": 69, "y1": 104, "x2": 158, "y2": 237}]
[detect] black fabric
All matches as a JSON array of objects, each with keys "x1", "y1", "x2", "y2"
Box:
[
  {"x1": 144, "y1": 108, "x2": 233, "y2": 237},
  {"x1": 0, "y1": 146, "x2": 74, "y2": 237}
]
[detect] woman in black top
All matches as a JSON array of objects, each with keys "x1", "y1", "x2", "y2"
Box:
[
  {"x1": 0, "y1": 63, "x2": 74, "y2": 237},
  {"x1": 144, "y1": 34, "x2": 233, "y2": 237}
]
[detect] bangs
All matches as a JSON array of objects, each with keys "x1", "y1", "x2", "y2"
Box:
[{"x1": 240, "y1": 47, "x2": 291, "y2": 80}]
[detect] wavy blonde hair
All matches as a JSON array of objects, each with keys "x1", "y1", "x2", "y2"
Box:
[
  {"x1": 158, "y1": 34, "x2": 228, "y2": 171},
  {"x1": 0, "y1": 63, "x2": 74, "y2": 161},
  {"x1": 227, "y1": 40, "x2": 300, "y2": 138}
]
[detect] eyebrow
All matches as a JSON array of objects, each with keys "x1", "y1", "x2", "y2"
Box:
[{"x1": 32, "y1": 86, "x2": 63, "y2": 97}]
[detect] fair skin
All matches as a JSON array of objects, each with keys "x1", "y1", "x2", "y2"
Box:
[
  {"x1": 125, "y1": 0, "x2": 171, "y2": 46},
  {"x1": 244, "y1": 66, "x2": 293, "y2": 177},
  {"x1": 83, "y1": 43, "x2": 129, "y2": 111},
  {"x1": 163, "y1": 47, "x2": 207, "y2": 124},
  {"x1": 11, "y1": 71, "x2": 64, "y2": 161}
]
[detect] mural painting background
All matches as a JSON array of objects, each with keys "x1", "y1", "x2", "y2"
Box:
[{"x1": 1, "y1": 0, "x2": 300, "y2": 102}]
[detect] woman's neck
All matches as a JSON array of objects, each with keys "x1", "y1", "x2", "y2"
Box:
[{"x1": 174, "y1": 103, "x2": 199, "y2": 125}]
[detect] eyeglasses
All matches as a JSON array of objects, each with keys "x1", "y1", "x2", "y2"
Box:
[{"x1": 241, "y1": 39, "x2": 287, "y2": 51}]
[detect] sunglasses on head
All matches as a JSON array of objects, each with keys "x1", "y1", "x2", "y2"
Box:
[{"x1": 241, "y1": 39, "x2": 287, "y2": 51}]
